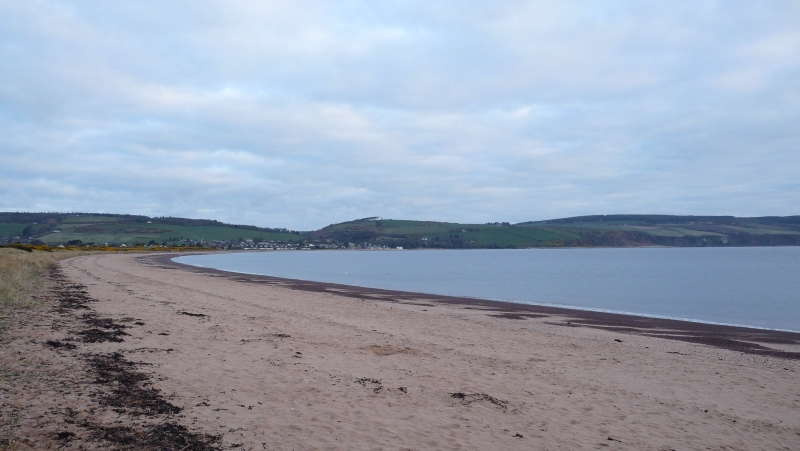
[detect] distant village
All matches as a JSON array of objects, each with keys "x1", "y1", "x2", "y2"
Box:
[
  {"x1": 180, "y1": 238, "x2": 397, "y2": 251},
  {"x1": 0, "y1": 234, "x2": 400, "y2": 251}
]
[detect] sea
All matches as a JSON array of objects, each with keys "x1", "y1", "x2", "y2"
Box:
[{"x1": 174, "y1": 247, "x2": 800, "y2": 332}]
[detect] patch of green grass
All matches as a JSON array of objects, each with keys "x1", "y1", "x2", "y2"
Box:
[
  {"x1": 380, "y1": 222, "x2": 460, "y2": 235},
  {"x1": 536, "y1": 228, "x2": 582, "y2": 239},
  {"x1": 718, "y1": 225, "x2": 800, "y2": 235},
  {"x1": 38, "y1": 232, "x2": 158, "y2": 245},
  {"x1": 463, "y1": 227, "x2": 569, "y2": 246},
  {"x1": 38, "y1": 223, "x2": 302, "y2": 244},
  {"x1": 138, "y1": 223, "x2": 301, "y2": 242},
  {"x1": 634, "y1": 224, "x2": 796, "y2": 237},
  {"x1": 60, "y1": 215, "x2": 120, "y2": 224},
  {"x1": 327, "y1": 219, "x2": 458, "y2": 235},
  {"x1": 667, "y1": 227, "x2": 726, "y2": 237},
  {"x1": 642, "y1": 228, "x2": 690, "y2": 237},
  {"x1": 0, "y1": 224, "x2": 26, "y2": 239},
  {"x1": 540, "y1": 223, "x2": 640, "y2": 231},
  {"x1": 321, "y1": 219, "x2": 582, "y2": 247}
]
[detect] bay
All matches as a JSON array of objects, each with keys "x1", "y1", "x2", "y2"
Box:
[{"x1": 175, "y1": 247, "x2": 800, "y2": 332}]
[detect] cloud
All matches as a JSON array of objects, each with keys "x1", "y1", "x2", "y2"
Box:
[{"x1": 1, "y1": 0, "x2": 799, "y2": 229}]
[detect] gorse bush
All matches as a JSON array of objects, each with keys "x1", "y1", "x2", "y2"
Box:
[{"x1": 0, "y1": 248, "x2": 57, "y2": 309}]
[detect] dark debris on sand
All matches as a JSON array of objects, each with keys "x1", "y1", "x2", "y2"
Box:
[
  {"x1": 92, "y1": 422, "x2": 219, "y2": 451},
  {"x1": 451, "y1": 392, "x2": 509, "y2": 411},
  {"x1": 77, "y1": 313, "x2": 131, "y2": 343},
  {"x1": 82, "y1": 314, "x2": 129, "y2": 330},
  {"x1": 50, "y1": 269, "x2": 95, "y2": 311},
  {"x1": 88, "y1": 352, "x2": 181, "y2": 415},
  {"x1": 355, "y1": 377, "x2": 383, "y2": 393},
  {"x1": 77, "y1": 327, "x2": 129, "y2": 343},
  {"x1": 179, "y1": 311, "x2": 209, "y2": 318},
  {"x1": 45, "y1": 339, "x2": 77, "y2": 350},
  {"x1": 43, "y1": 267, "x2": 217, "y2": 448}
]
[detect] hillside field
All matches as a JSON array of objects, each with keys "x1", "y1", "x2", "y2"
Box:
[
  {"x1": 2, "y1": 213, "x2": 799, "y2": 248},
  {"x1": 0, "y1": 214, "x2": 301, "y2": 246}
]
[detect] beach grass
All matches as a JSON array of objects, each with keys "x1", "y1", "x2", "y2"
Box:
[
  {"x1": 0, "y1": 248, "x2": 78, "y2": 448},
  {"x1": 0, "y1": 248, "x2": 95, "y2": 338},
  {"x1": 0, "y1": 248, "x2": 57, "y2": 311}
]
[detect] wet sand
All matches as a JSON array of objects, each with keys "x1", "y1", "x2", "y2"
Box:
[
  {"x1": 155, "y1": 253, "x2": 800, "y2": 361},
  {"x1": 2, "y1": 252, "x2": 800, "y2": 450}
]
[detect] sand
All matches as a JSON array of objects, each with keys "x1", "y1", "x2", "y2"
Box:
[{"x1": 2, "y1": 252, "x2": 799, "y2": 450}]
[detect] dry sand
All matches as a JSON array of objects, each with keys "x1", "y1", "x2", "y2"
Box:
[{"x1": 2, "y1": 252, "x2": 799, "y2": 450}]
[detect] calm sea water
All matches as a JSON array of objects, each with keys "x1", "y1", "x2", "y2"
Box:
[{"x1": 175, "y1": 247, "x2": 800, "y2": 332}]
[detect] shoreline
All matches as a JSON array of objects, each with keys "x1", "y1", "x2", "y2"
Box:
[
  {"x1": 6, "y1": 252, "x2": 799, "y2": 450},
  {"x1": 175, "y1": 253, "x2": 800, "y2": 334},
  {"x1": 148, "y1": 253, "x2": 800, "y2": 360}
]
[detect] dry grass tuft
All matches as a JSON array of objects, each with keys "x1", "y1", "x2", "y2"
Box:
[
  {"x1": 0, "y1": 248, "x2": 90, "y2": 311},
  {"x1": 0, "y1": 248, "x2": 57, "y2": 310},
  {"x1": 0, "y1": 249, "x2": 91, "y2": 448},
  {"x1": 0, "y1": 249, "x2": 91, "y2": 337}
]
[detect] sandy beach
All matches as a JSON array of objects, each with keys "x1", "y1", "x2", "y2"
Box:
[{"x1": 2, "y1": 252, "x2": 799, "y2": 450}]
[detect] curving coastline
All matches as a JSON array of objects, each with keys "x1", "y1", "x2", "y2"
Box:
[
  {"x1": 5, "y1": 252, "x2": 798, "y2": 450},
  {"x1": 152, "y1": 253, "x2": 800, "y2": 360}
]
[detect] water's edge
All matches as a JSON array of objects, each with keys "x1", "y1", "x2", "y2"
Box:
[
  {"x1": 138, "y1": 252, "x2": 800, "y2": 363},
  {"x1": 173, "y1": 248, "x2": 800, "y2": 333},
  {"x1": 181, "y1": 259, "x2": 799, "y2": 333}
]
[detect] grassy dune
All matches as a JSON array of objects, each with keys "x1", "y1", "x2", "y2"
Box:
[
  {"x1": 0, "y1": 248, "x2": 92, "y2": 325},
  {"x1": 0, "y1": 248, "x2": 57, "y2": 310}
]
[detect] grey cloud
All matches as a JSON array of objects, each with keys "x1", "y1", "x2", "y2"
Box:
[{"x1": 1, "y1": 1, "x2": 799, "y2": 229}]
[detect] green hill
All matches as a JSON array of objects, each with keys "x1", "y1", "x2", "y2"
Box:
[
  {"x1": 2, "y1": 212, "x2": 799, "y2": 248},
  {"x1": 308, "y1": 215, "x2": 800, "y2": 248},
  {"x1": 308, "y1": 218, "x2": 580, "y2": 248},
  {"x1": 517, "y1": 214, "x2": 800, "y2": 247},
  {"x1": 0, "y1": 213, "x2": 302, "y2": 246}
]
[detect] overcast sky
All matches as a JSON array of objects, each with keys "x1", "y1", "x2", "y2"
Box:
[{"x1": 1, "y1": 1, "x2": 798, "y2": 230}]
